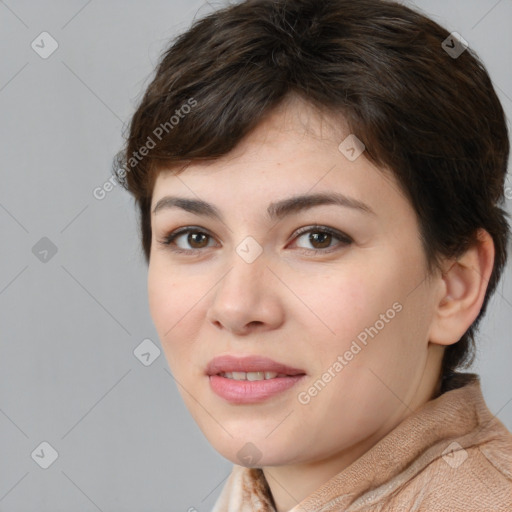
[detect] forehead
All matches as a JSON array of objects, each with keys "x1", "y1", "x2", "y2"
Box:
[
  {"x1": 150, "y1": 97, "x2": 407, "y2": 221},
  {"x1": 152, "y1": 95, "x2": 349, "y2": 180}
]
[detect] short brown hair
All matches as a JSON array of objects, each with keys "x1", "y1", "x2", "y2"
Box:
[{"x1": 113, "y1": 0, "x2": 510, "y2": 383}]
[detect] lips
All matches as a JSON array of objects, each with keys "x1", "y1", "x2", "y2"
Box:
[
  {"x1": 206, "y1": 355, "x2": 306, "y2": 404},
  {"x1": 206, "y1": 355, "x2": 305, "y2": 376}
]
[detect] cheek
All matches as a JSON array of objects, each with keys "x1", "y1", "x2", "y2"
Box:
[
  {"x1": 148, "y1": 257, "x2": 203, "y2": 319},
  {"x1": 306, "y1": 269, "x2": 388, "y2": 347},
  {"x1": 147, "y1": 267, "x2": 173, "y2": 332},
  {"x1": 309, "y1": 265, "x2": 417, "y2": 373},
  {"x1": 147, "y1": 265, "x2": 204, "y2": 361}
]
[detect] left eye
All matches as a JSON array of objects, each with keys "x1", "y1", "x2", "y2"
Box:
[{"x1": 292, "y1": 227, "x2": 352, "y2": 252}]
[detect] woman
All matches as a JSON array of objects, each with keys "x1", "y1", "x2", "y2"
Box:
[{"x1": 114, "y1": 0, "x2": 512, "y2": 510}]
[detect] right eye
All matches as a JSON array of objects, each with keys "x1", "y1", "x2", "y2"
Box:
[{"x1": 158, "y1": 227, "x2": 219, "y2": 254}]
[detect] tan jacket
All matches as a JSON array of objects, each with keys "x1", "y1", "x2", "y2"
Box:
[{"x1": 212, "y1": 373, "x2": 512, "y2": 511}]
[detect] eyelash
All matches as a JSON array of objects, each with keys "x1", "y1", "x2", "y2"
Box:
[{"x1": 157, "y1": 225, "x2": 353, "y2": 256}]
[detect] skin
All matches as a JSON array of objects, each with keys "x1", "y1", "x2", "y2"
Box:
[{"x1": 147, "y1": 95, "x2": 495, "y2": 511}]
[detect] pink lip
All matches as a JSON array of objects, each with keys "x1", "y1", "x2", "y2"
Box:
[
  {"x1": 206, "y1": 355, "x2": 306, "y2": 404},
  {"x1": 206, "y1": 355, "x2": 305, "y2": 376}
]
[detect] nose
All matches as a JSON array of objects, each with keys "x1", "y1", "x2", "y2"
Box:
[{"x1": 205, "y1": 246, "x2": 285, "y2": 335}]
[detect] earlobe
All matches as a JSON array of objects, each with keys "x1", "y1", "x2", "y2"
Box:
[{"x1": 428, "y1": 229, "x2": 495, "y2": 347}]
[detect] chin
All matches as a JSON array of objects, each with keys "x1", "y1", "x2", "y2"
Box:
[{"x1": 202, "y1": 425, "x2": 300, "y2": 468}]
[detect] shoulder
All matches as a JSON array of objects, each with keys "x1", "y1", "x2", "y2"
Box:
[
  {"x1": 386, "y1": 418, "x2": 512, "y2": 512},
  {"x1": 417, "y1": 441, "x2": 512, "y2": 511}
]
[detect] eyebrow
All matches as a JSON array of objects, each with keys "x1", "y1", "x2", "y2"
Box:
[{"x1": 152, "y1": 192, "x2": 376, "y2": 221}]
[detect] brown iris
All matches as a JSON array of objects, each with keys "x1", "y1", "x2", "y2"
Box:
[
  {"x1": 308, "y1": 232, "x2": 332, "y2": 249},
  {"x1": 188, "y1": 232, "x2": 210, "y2": 248}
]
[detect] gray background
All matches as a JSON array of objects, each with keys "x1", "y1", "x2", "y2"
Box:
[{"x1": 0, "y1": 1, "x2": 511, "y2": 511}]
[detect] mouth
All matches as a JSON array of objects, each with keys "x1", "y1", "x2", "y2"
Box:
[
  {"x1": 206, "y1": 355, "x2": 305, "y2": 376},
  {"x1": 218, "y1": 371, "x2": 291, "y2": 380},
  {"x1": 206, "y1": 355, "x2": 306, "y2": 404}
]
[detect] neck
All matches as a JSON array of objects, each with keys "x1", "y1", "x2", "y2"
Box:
[{"x1": 262, "y1": 430, "x2": 384, "y2": 511}]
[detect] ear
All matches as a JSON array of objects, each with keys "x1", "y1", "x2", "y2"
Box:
[{"x1": 428, "y1": 229, "x2": 495, "y2": 346}]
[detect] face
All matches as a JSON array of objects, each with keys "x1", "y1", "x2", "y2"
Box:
[{"x1": 148, "y1": 97, "x2": 445, "y2": 469}]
